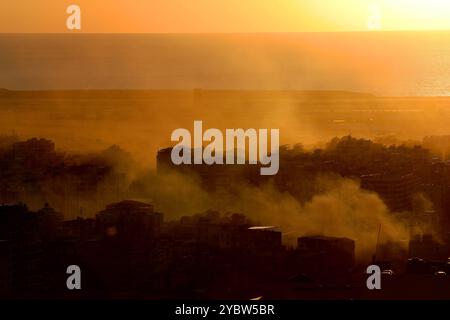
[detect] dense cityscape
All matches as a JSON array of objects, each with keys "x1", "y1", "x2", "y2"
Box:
[{"x1": 2, "y1": 134, "x2": 450, "y2": 299}]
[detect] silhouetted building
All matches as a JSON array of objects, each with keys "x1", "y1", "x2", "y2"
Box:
[
  {"x1": 0, "y1": 203, "x2": 38, "y2": 240},
  {"x1": 96, "y1": 200, "x2": 163, "y2": 241},
  {"x1": 167, "y1": 211, "x2": 281, "y2": 254},
  {"x1": 37, "y1": 203, "x2": 63, "y2": 241},
  {"x1": 0, "y1": 204, "x2": 47, "y2": 295},
  {"x1": 361, "y1": 173, "x2": 417, "y2": 212},
  {"x1": 297, "y1": 235, "x2": 355, "y2": 271},
  {"x1": 156, "y1": 148, "x2": 176, "y2": 174},
  {"x1": 62, "y1": 217, "x2": 97, "y2": 240},
  {"x1": 408, "y1": 233, "x2": 445, "y2": 260}
]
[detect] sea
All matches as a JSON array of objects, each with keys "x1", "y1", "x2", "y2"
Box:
[{"x1": 0, "y1": 32, "x2": 449, "y2": 96}]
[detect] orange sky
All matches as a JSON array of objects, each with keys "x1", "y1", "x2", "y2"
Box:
[{"x1": 2, "y1": 0, "x2": 450, "y2": 33}]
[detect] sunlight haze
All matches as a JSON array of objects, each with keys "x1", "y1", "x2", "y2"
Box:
[{"x1": 1, "y1": 0, "x2": 450, "y2": 33}]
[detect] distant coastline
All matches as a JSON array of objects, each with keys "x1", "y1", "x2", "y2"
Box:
[{"x1": 0, "y1": 33, "x2": 449, "y2": 96}]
